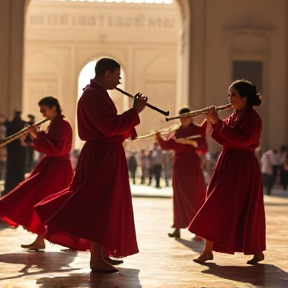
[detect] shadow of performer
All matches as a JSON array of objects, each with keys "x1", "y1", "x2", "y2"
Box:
[
  {"x1": 201, "y1": 262, "x2": 288, "y2": 287},
  {"x1": 176, "y1": 238, "x2": 205, "y2": 254},
  {"x1": 0, "y1": 251, "x2": 79, "y2": 281},
  {"x1": 36, "y1": 268, "x2": 142, "y2": 288}
]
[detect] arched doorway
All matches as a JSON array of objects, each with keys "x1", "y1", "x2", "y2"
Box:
[{"x1": 23, "y1": 0, "x2": 191, "y2": 149}]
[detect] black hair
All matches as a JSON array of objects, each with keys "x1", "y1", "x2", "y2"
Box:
[
  {"x1": 27, "y1": 114, "x2": 35, "y2": 120},
  {"x1": 38, "y1": 96, "x2": 61, "y2": 114},
  {"x1": 178, "y1": 107, "x2": 190, "y2": 115},
  {"x1": 95, "y1": 57, "x2": 120, "y2": 77},
  {"x1": 229, "y1": 79, "x2": 262, "y2": 107}
]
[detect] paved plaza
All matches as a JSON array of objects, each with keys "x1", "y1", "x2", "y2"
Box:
[{"x1": 0, "y1": 185, "x2": 288, "y2": 287}]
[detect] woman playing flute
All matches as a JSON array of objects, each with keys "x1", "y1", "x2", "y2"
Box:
[
  {"x1": 189, "y1": 79, "x2": 265, "y2": 265},
  {"x1": 155, "y1": 107, "x2": 208, "y2": 239},
  {"x1": 0, "y1": 97, "x2": 74, "y2": 250}
]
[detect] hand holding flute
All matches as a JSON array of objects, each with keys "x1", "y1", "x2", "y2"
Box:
[
  {"x1": 0, "y1": 118, "x2": 49, "y2": 148},
  {"x1": 132, "y1": 92, "x2": 148, "y2": 114},
  {"x1": 205, "y1": 106, "x2": 220, "y2": 124}
]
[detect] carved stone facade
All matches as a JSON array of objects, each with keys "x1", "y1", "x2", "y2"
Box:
[
  {"x1": 23, "y1": 0, "x2": 180, "y2": 148},
  {"x1": 0, "y1": 0, "x2": 288, "y2": 152}
]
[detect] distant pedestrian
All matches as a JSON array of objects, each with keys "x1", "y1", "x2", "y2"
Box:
[
  {"x1": 2, "y1": 111, "x2": 26, "y2": 195},
  {"x1": 128, "y1": 152, "x2": 138, "y2": 184},
  {"x1": 149, "y1": 142, "x2": 162, "y2": 188},
  {"x1": 261, "y1": 149, "x2": 273, "y2": 195}
]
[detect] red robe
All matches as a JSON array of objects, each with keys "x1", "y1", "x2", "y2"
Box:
[
  {"x1": 188, "y1": 107, "x2": 266, "y2": 255},
  {"x1": 35, "y1": 80, "x2": 140, "y2": 258},
  {"x1": 157, "y1": 122, "x2": 207, "y2": 229},
  {"x1": 0, "y1": 115, "x2": 73, "y2": 236}
]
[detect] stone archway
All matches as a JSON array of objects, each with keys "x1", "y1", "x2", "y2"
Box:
[
  {"x1": 0, "y1": 0, "x2": 194, "y2": 124},
  {"x1": 23, "y1": 0, "x2": 190, "y2": 134},
  {"x1": 0, "y1": 0, "x2": 28, "y2": 118},
  {"x1": 20, "y1": 0, "x2": 196, "y2": 148}
]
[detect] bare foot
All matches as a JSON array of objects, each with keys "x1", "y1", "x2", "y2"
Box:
[
  {"x1": 247, "y1": 252, "x2": 264, "y2": 265},
  {"x1": 21, "y1": 242, "x2": 45, "y2": 251},
  {"x1": 193, "y1": 252, "x2": 213, "y2": 264},
  {"x1": 90, "y1": 259, "x2": 119, "y2": 273}
]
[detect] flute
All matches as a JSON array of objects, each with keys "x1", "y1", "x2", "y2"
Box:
[
  {"x1": 165, "y1": 103, "x2": 232, "y2": 122},
  {"x1": 115, "y1": 87, "x2": 169, "y2": 116},
  {"x1": 0, "y1": 118, "x2": 49, "y2": 148},
  {"x1": 134, "y1": 124, "x2": 179, "y2": 140}
]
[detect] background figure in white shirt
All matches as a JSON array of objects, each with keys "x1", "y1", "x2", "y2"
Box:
[
  {"x1": 261, "y1": 149, "x2": 273, "y2": 195},
  {"x1": 270, "y1": 149, "x2": 281, "y2": 189}
]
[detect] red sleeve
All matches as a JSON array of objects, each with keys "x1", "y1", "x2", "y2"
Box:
[
  {"x1": 157, "y1": 136, "x2": 180, "y2": 151},
  {"x1": 79, "y1": 91, "x2": 140, "y2": 138},
  {"x1": 33, "y1": 122, "x2": 72, "y2": 157},
  {"x1": 212, "y1": 112, "x2": 261, "y2": 148},
  {"x1": 195, "y1": 120, "x2": 208, "y2": 155}
]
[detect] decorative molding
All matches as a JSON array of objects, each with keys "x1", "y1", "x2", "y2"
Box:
[
  {"x1": 225, "y1": 20, "x2": 275, "y2": 53},
  {"x1": 27, "y1": 12, "x2": 177, "y2": 30}
]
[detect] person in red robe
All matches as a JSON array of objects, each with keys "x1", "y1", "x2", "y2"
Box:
[
  {"x1": 0, "y1": 96, "x2": 73, "y2": 250},
  {"x1": 155, "y1": 108, "x2": 208, "y2": 239},
  {"x1": 34, "y1": 57, "x2": 147, "y2": 273},
  {"x1": 188, "y1": 79, "x2": 266, "y2": 265}
]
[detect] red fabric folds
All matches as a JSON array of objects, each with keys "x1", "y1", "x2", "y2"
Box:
[
  {"x1": 0, "y1": 115, "x2": 73, "y2": 236},
  {"x1": 188, "y1": 108, "x2": 266, "y2": 255},
  {"x1": 35, "y1": 80, "x2": 140, "y2": 258},
  {"x1": 158, "y1": 122, "x2": 207, "y2": 228}
]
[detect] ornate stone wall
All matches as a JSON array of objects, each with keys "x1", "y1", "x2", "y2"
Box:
[{"x1": 24, "y1": 0, "x2": 180, "y2": 148}]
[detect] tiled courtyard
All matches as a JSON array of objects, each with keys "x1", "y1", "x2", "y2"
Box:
[{"x1": 0, "y1": 185, "x2": 288, "y2": 287}]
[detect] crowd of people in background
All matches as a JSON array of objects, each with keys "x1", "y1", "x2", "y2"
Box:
[
  {"x1": 1, "y1": 112, "x2": 288, "y2": 197},
  {"x1": 260, "y1": 145, "x2": 288, "y2": 195},
  {"x1": 125, "y1": 143, "x2": 219, "y2": 189},
  {"x1": 126, "y1": 142, "x2": 288, "y2": 195}
]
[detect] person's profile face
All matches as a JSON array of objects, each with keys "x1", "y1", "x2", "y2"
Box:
[
  {"x1": 228, "y1": 87, "x2": 247, "y2": 110},
  {"x1": 39, "y1": 104, "x2": 56, "y2": 119},
  {"x1": 106, "y1": 67, "x2": 121, "y2": 90}
]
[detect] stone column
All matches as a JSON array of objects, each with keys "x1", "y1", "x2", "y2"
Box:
[
  {"x1": 187, "y1": 0, "x2": 207, "y2": 110},
  {"x1": 0, "y1": 0, "x2": 27, "y2": 118},
  {"x1": 175, "y1": 0, "x2": 190, "y2": 111},
  {"x1": 176, "y1": 0, "x2": 207, "y2": 111}
]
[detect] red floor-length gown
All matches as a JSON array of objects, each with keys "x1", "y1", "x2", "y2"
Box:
[
  {"x1": 35, "y1": 80, "x2": 140, "y2": 258},
  {"x1": 0, "y1": 115, "x2": 73, "y2": 236},
  {"x1": 157, "y1": 121, "x2": 207, "y2": 228},
  {"x1": 188, "y1": 107, "x2": 266, "y2": 254}
]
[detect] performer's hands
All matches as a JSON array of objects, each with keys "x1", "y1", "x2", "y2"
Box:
[
  {"x1": 133, "y1": 93, "x2": 148, "y2": 114},
  {"x1": 27, "y1": 124, "x2": 39, "y2": 139},
  {"x1": 130, "y1": 129, "x2": 137, "y2": 140},
  {"x1": 175, "y1": 138, "x2": 197, "y2": 147},
  {"x1": 205, "y1": 106, "x2": 219, "y2": 124}
]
